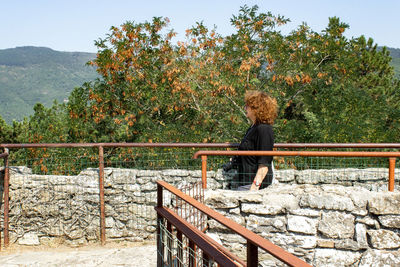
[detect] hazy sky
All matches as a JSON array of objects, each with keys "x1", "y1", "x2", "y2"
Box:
[{"x1": 1, "y1": 0, "x2": 399, "y2": 52}]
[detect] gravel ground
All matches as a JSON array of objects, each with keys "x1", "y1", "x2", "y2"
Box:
[{"x1": 0, "y1": 243, "x2": 157, "y2": 267}]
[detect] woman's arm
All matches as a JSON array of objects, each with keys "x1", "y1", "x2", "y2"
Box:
[{"x1": 250, "y1": 164, "x2": 268, "y2": 191}]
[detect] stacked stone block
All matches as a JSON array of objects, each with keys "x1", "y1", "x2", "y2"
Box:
[{"x1": 205, "y1": 184, "x2": 400, "y2": 266}]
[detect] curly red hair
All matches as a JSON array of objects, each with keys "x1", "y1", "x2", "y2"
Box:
[{"x1": 245, "y1": 90, "x2": 278, "y2": 125}]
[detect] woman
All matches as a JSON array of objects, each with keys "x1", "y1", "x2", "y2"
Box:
[{"x1": 237, "y1": 90, "x2": 278, "y2": 191}]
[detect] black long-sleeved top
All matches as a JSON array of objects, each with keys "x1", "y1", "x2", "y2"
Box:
[{"x1": 237, "y1": 123, "x2": 274, "y2": 189}]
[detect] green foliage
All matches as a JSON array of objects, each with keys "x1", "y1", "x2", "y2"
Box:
[
  {"x1": 262, "y1": 18, "x2": 400, "y2": 143},
  {"x1": 26, "y1": 102, "x2": 69, "y2": 143},
  {"x1": 68, "y1": 18, "x2": 190, "y2": 143},
  {"x1": 64, "y1": 6, "x2": 400, "y2": 145},
  {"x1": 0, "y1": 114, "x2": 29, "y2": 144},
  {"x1": 0, "y1": 115, "x2": 12, "y2": 143},
  {"x1": 1, "y1": 6, "x2": 400, "y2": 152}
]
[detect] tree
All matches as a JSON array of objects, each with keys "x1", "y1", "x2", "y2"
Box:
[
  {"x1": 0, "y1": 115, "x2": 12, "y2": 144},
  {"x1": 25, "y1": 102, "x2": 69, "y2": 143},
  {"x1": 69, "y1": 17, "x2": 199, "y2": 143},
  {"x1": 176, "y1": 5, "x2": 290, "y2": 141},
  {"x1": 264, "y1": 17, "x2": 400, "y2": 142},
  {"x1": 64, "y1": 5, "x2": 400, "y2": 144}
]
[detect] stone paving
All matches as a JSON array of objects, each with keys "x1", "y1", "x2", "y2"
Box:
[{"x1": 0, "y1": 243, "x2": 157, "y2": 267}]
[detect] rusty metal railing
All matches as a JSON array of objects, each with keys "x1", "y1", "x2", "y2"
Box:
[
  {"x1": 0, "y1": 149, "x2": 9, "y2": 251},
  {"x1": 4, "y1": 142, "x2": 400, "y2": 149},
  {"x1": 1, "y1": 142, "x2": 400, "y2": 249},
  {"x1": 0, "y1": 143, "x2": 239, "y2": 248},
  {"x1": 274, "y1": 143, "x2": 400, "y2": 149},
  {"x1": 193, "y1": 150, "x2": 400, "y2": 191},
  {"x1": 156, "y1": 180, "x2": 312, "y2": 267},
  {"x1": 0, "y1": 143, "x2": 237, "y2": 149}
]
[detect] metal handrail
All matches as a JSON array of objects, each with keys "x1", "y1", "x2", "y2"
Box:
[
  {"x1": 0, "y1": 142, "x2": 238, "y2": 247},
  {"x1": 156, "y1": 180, "x2": 312, "y2": 267},
  {"x1": 274, "y1": 143, "x2": 400, "y2": 149},
  {"x1": 1, "y1": 143, "x2": 400, "y2": 248},
  {"x1": 0, "y1": 143, "x2": 238, "y2": 148},
  {"x1": 2, "y1": 142, "x2": 400, "y2": 149},
  {"x1": 194, "y1": 150, "x2": 400, "y2": 157},
  {"x1": 193, "y1": 150, "x2": 399, "y2": 192}
]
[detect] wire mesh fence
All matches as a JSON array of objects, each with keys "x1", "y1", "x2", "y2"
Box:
[
  {"x1": 157, "y1": 184, "x2": 242, "y2": 267},
  {"x1": 156, "y1": 180, "x2": 311, "y2": 267},
  {"x1": 5, "y1": 147, "x2": 229, "y2": 175},
  {"x1": 158, "y1": 221, "x2": 218, "y2": 267},
  {"x1": 2, "y1": 147, "x2": 213, "y2": 246},
  {"x1": 275, "y1": 154, "x2": 393, "y2": 170},
  {"x1": 5, "y1": 147, "x2": 99, "y2": 176},
  {"x1": 221, "y1": 155, "x2": 400, "y2": 191},
  {"x1": 5, "y1": 166, "x2": 101, "y2": 246},
  {"x1": 1, "y1": 144, "x2": 400, "y2": 249}
]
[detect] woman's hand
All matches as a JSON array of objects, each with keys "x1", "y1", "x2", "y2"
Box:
[
  {"x1": 250, "y1": 165, "x2": 268, "y2": 191},
  {"x1": 250, "y1": 182, "x2": 260, "y2": 191}
]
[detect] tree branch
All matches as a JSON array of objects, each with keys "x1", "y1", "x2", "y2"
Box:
[
  {"x1": 224, "y1": 94, "x2": 247, "y2": 119},
  {"x1": 314, "y1": 55, "x2": 330, "y2": 70},
  {"x1": 190, "y1": 92, "x2": 201, "y2": 112}
]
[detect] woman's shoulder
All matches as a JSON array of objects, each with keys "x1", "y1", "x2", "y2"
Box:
[
  {"x1": 247, "y1": 124, "x2": 273, "y2": 138},
  {"x1": 254, "y1": 123, "x2": 273, "y2": 132}
]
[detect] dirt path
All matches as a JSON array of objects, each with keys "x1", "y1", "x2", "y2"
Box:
[{"x1": 0, "y1": 242, "x2": 157, "y2": 267}]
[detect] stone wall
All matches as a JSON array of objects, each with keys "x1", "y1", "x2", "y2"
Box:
[
  {"x1": 0, "y1": 166, "x2": 207, "y2": 247},
  {"x1": 220, "y1": 167, "x2": 400, "y2": 191},
  {"x1": 272, "y1": 167, "x2": 400, "y2": 191},
  {"x1": 205, "y1": 185, "x2": 400, "y2": 266},
  {"x1": 0, "y1": 166, "x2": 399, "y2": 266}
]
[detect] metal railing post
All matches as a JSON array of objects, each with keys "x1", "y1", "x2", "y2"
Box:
[
  {"x1": 167, "y1": 221, "x2": 173, "y2": 266},
  {"x1": 202, "y1": 251, "x2": 210, "y2": 266},
  {"x1": 3, "y1": 148, "x2": 9, "y2": 248},
  {"x1": 157, "y1": 183, "x2": 163, "y2": 267},
  {"x1": 189, "y1": 239, "x2": 195, "y2": 267},
  {"x1": 247, "y1": 240, "x2": 258, "y2": 267},
  {"x1": 388, "y1": 157, "x2": 396, "y2": 192},
  {"x1": 201, "y1": 155, "x2": 207, "y2": 189},
  {"x1": 177, "y1": 229, "x2": 183, "y2": 267},
  {"x1": 98, "y1": 146, "x2": 106, "y2": 245}
]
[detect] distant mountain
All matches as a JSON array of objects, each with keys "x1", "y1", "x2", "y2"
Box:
[
  {"x1": 386, "y1": 47, "x2": 400, "y2": 78},
  {"x1": 0, "y1": 46, "x2": 98, "y2": 123}
]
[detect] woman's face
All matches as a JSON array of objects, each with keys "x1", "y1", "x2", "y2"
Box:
[{"x1": 245, "y1": 105, "x2": 256, "y2": 123}]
